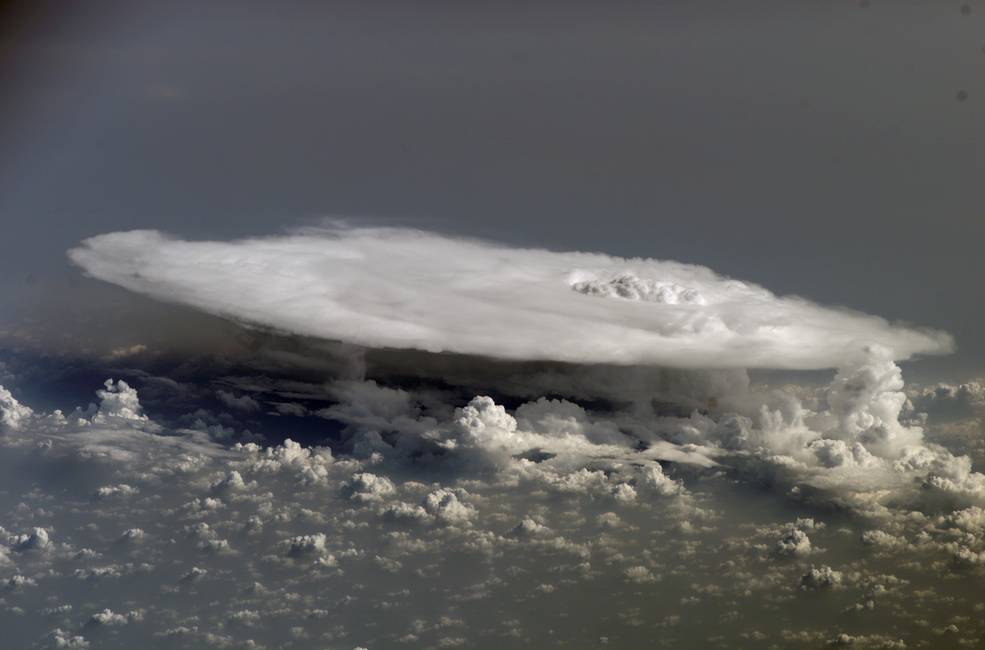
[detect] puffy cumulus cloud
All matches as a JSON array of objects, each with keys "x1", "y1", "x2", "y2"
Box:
[
  {"x1": 117, "y1": 528, "x2": 145, "y2": 543},
  {"x1": 93, "y1": 379, "x2": 149, "y2": 423},
  {"x1": 623, "y1": 565, "x2": 659, "y2": 584},
  {"x1": 95, "y1": 484, "x2": 140, "y2": 499},
  {"x1": 506, "y1": 517, "x2": 552, "y2": 539},
  {"x1": 426, "y1": 394, "x2": 714, "y2": 475},
  {"x1": 5, "y1": 574, "x2": 37, "y2": 590},
  {"x1": 9, "y1": 527, "x2": 52, "y2": 553},
  {"x1": 11, "y1": 348, "x2": 982, "y2": 528},
  {"x1": 444, "y1": 396, "x2": 519, "y2": 451},
  {"x1": 68, "y1": 226, "x2": 951, "y2": 370},
  {"x1": 650, "y1": 352, "x2": 985, "y2": 516},
  {"x1": 774, "y1": 527, "x2": 813, "y2": 558},
  {"x1": 235, "y1": 439, "x2": 335, "y2": 486},
  {"x1": 209, "y1": 470, "x2": 247, "y2": 492},
  {"x1": 635, "y1": 464, "x2": 683, "y2": 497},
  {"x1": 0, "y1": 385, "x2": 33, "y2": 431},
  {"x1": 280, "y1": 533, "x2": 337, "y2": 566},
  {"x1": 908, "y1": 380, "x2": 985, "y2": 422},
  {"x1": 0, "y1": 380, "x2": 225, "y2": 474},
  {"x1": 515, "y1": 397, "x2": 626, "y2": 446},
  {"x1": 2, "y1": 379, "x2": 985, "y2": 649},
  {"x1": 346, "y1": 472, "x2": 397, "y2": 503},
  {"x1": 941, "y1": 505, "x2": 985, "y2": 534},
  {"x1": 308, "y1": 381, "x2": 713, "y2": 481},
  {"x1": 422, "y1": 489, "x2": 475, "y2": 525},
  {"x1": 48, "y1": 629, "x2": 89, "y2": 648},
  {"x1": 826, "y1": 634, "x2": 907, "y2": 648},
  {"x1": 808, "y1": 439, "x2": 880, "y2": 470},
  {"x1": 810, "y1": 352, "x2": 923, "y2": 457},
  {"x1": 799, "y1": 565, "x2": 843, "y2": 590},
  {"x1": 322, "y1": 358, "x2": 983, "y2": 520},
  {"x1": 86, "y1": 608, "x2": 141, "y2": 627},
  {"x1": 904, "y1": 380, "x2": 985, "y2": 471}
]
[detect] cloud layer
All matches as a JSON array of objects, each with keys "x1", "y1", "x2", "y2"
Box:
[
  {"x1": 68, "y1": 226, "x2": 952, "y2": 370},
  {"x1": 2, "y1": 375, "x2": 985, "y2": 648}
]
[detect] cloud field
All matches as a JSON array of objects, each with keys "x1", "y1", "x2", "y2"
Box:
[{"x1": 0, "y1": 227, "x2": 978, "y2": 647}]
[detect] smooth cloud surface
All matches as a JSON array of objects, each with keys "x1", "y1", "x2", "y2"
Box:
[{"x1": 69, "y1": 226, "x2": 952, "y2": 370}]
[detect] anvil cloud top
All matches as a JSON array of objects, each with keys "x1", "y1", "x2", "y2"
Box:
[{"x1": 69, "y1": 225, "x2": 952, "y2": 370}]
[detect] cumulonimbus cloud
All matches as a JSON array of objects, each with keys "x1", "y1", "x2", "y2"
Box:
[{"x1": 68, "y1": 226, "x2": 952, "y2": 370}]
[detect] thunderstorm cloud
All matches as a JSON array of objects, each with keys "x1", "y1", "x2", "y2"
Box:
[
  {"x1": 68, "y1": 226, "x2": 952, "y2": 370},
  {"x1": 0, "y1": 226, "x2": 978, "y2": 648}
]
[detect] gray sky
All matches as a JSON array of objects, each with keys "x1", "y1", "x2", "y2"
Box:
[{"x1": 1, "y1": 0, "x2": 982, "y2": 379}]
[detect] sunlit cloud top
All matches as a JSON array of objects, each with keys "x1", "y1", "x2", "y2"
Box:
[{"x1": 69, "y1": 226, "x2": 953, "y2": 370}]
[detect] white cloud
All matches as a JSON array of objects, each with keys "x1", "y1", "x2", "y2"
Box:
[
  {"x1": 799, "y1": 565, "x2": 843, "y2": 590},
  {"x1": 506, "y1": 518, "x2": 552, "y2": 539},
  {"x1": 10, "y1": 528, "x2": 52, "y2": 553},
  {"x1": 281, "y1": 533, "x2": 336, "y2": 566},
  {"x1": 0, "y1": 378, "x2": 983, "y2": 648},
  {"x1": 445, "y1": 396, "x2": 519, "y2": 451},
  {"x1": 210, "y1": 470, "x2": 250, "y2": 494},
  {"x1": 347, "y1": 472, "x2": 397, "y2": 503},
  {"x1": 49, "y1": 629, "x2": 89, "y2": 648},
  {"x1": 0, "y1": 385, "x2": 33, "y2": 431},
  {"x1": 68, "y1": 226, "x2": 952, "y2": 370},
  {"x1": 93, "y1": 379, "x2": 149, "y2": 423},
  {"x1": 118, "y1": 528, "x2": 146, "y2": 543},
  {"x1": 236, "y1": 439, "x2": 334, "y2": 486},
  {"x1": 423, "y1": 489, "x2": 475, "y2": 525},
  {"x1": 774, "y1": 527, "x2": 812, "y2": 558},
  {"x1": 95, "y1": 484, "x2": 139, "y2": 499},
  {"x1": 623, "y1": 565, "x2": 658, "y2": 584},
  {"x1": 86, "y1": 609, "x2": 132, "y2": 627}
]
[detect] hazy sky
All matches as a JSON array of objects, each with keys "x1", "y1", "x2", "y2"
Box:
[{"x1": 1, "y1": 0, "x2": 982, "y2": 378}]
